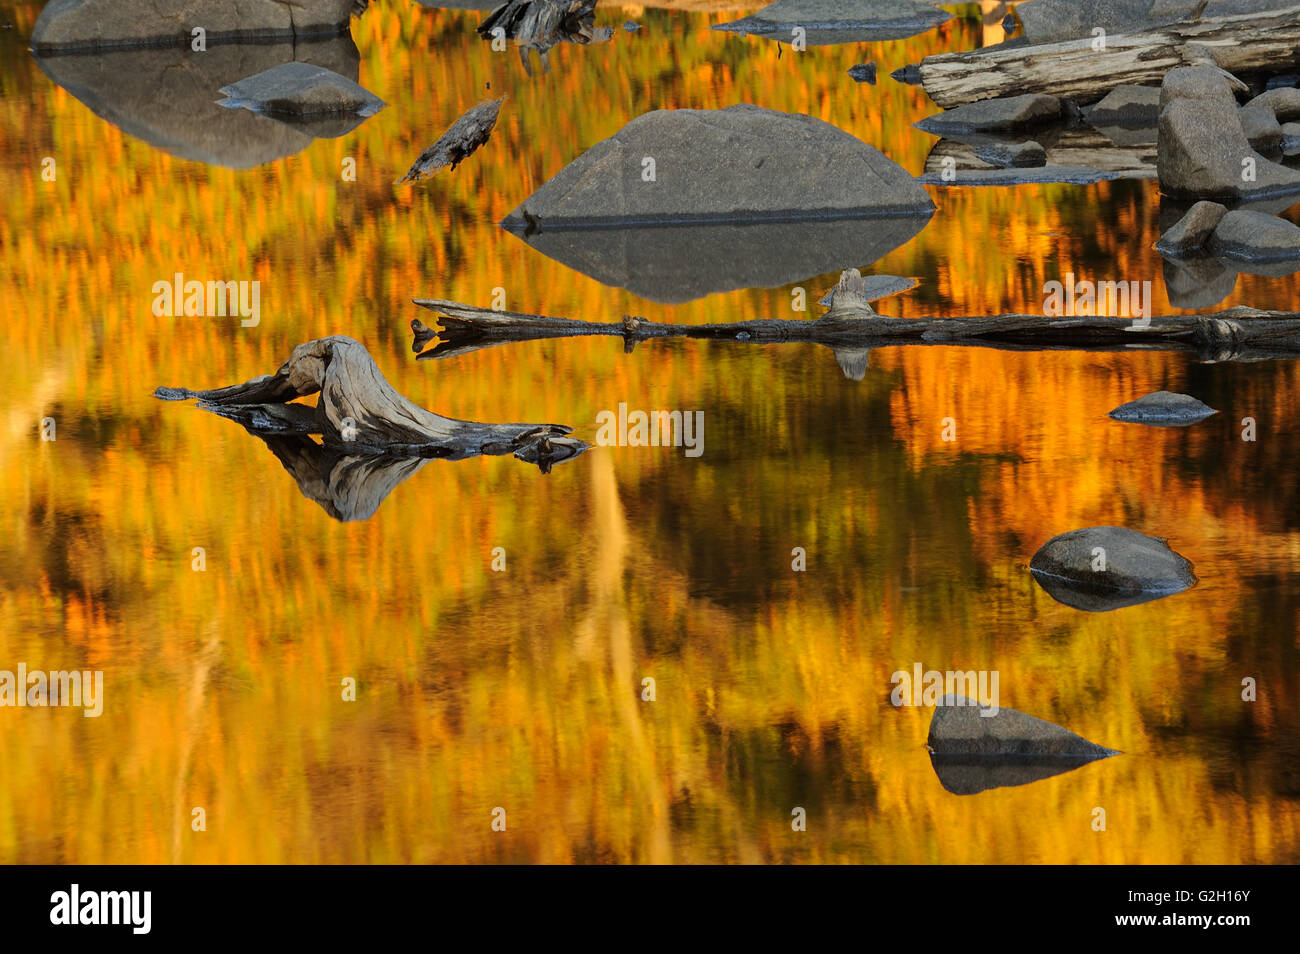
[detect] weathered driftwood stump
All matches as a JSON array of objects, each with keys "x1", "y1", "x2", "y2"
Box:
[
  {"x1": 918, "y1": 5, "x2": 1300, "y2": 107},
  {"x1": 155, "y1": 335, "x2": 587, "y2": 471}
]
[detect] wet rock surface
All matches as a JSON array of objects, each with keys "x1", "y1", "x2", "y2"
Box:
[
  {"x1": 928, "y1": 695, "x2": 1119, "y2": 795},
  {"x1": 1084, "y1": 84, "x2": 1161, "y2": 126},
  {"x1": 1030, "y1": 526, "x2": 1197, "y2": 612},
  {"x1": 1108, "y1": 390, "x2": 1219, "y2": 425},
  {"x1": 219, "y1": 62, "x2": 385, "y2": 117}
]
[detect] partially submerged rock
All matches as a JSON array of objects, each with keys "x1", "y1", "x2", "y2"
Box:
[
  {"x1": 1243, "y1": 87, "x2": 1300, "y2": 124},
  {"x1": 915, "y1": 93, "x2": 1061, "y2": 134},
  {"x1": 972, "y1": 139, "x2": 1047, "y2": 168},
  {"x1": 713, "y1": 0, "x2": 951, "y2": 45},
  {"x1": 32, "y1": 0, "x2": 360, "y2": 52},
  {"x1": 1209, "y1": 209, "x2": 1300, "y2": 262},
  {"x1": 397, "y1": 97, "x2": 504, "y2": 182},
  {"x1": 32, "y1": 38, "x2": 365, "y2": 168},
  {"x1": 928, "y1": 695, "x2": 1119, "y2": 795},
  {"x1": 1155, "y1": 200, "x2": 1228, "y2": 254},
  {"x1": 817, "y1": 270, "x2": 918, "y2": 308},
  {"x1": 500, "y1": 104, "x2": 935, "y2": 302},
  {"x1": 1157, "y1": 66, "x2": 1300, "y2": 202},
  {"x1": 219, "y1": 62, "x2": 384, "y2": 117},
  {"x1": 1030, "y1": 526, "x2": 1197, "y2": 612},
  {"x1": 1108, "y1": 390, "x2": 1219, "y2": 425},
  {"x1": 1084, "y1": 84, "x2": 1161, "y2": 127},
  {"x1": 847, "y1": 63, "x2": 877, "y2": 84}
]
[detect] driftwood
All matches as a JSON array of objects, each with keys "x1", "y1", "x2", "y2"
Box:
[
  {"x1": 477, "y1": 0, "x2": 613, "y2": 75},
  {"x1": 918, "y1": 5, "x2": 1300, "y2": 108},
  {"x1": 411, "y1": 272, "x2": 1300, "y2": 367},
  {"x1": 397, "y1": 98, "x2": 505, "y2": 183},
  {"x1": 155, "y1": 335, "x2": 588, "y2": 474}
]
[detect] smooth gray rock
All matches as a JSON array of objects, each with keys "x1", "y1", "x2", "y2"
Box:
[
  {"x1": 1108, "y1": 390, "x2": 1218, "y2": 425},
  {"x1": 1155, "y1": 200, "x2": 1228, "y2": 254},
  {"x1": 1157, "y1": 66, "x2": 1300, "y2": 201},
  {"x1": 31, "y1": 0, "x2": 358, "y2": 52},
  {"x1": 972, "y1": 139, "x2": 1048, "y2": 168},
  {"x1": 1283, "y1": 122, "x2": 1300, "y2": 153},
  {"x1": 219, "y1": 62, "x2": 384, "y2": 117},
  {"x1": 503, "y1": 104, "x2": 935, "y2": 227},
  {"x1": 1210, "y1": 209, "x2": 1300, "y2": 262},
  {"x1": 712, "y1": 0, "x2": 951, "y2": 44},
  {"x1": 499, "y1": 104, "x2": 935, "y2": 302},
  {"x1": 1030, "y1": 526, "x2": 1197, "y2": 612},
  {"x1": 31, "y1": 38, "x2": 363, "y2": 168},
  {"x1": 1085, "y1": 84, "x2": 1161, "y2": 127},
  {"x1": 928, "y1": 695, "x2": 1119, "y2": 795},
  {"x1": 1244, "y1": 87, "x2": 1300, "y2": 124},
  {"x1": 916, "y1": 94, "x2": 1062, "y2": 134},
  {"x1": 1240, "y1": 103, "x2": 1284, "y2": 153}
]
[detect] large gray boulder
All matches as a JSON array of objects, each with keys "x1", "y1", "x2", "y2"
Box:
[
  {"x1": 1157, "y1": 66, "x2": 1300, "y2": 201},
  {"x1": 32, "y1": 38, "x2": 364, "y2": 168},
  {"x1": 916, "y1": 94, "x2": 1061, "y2": 134},
  {"x1": 1108, "y1": 390, "x2": 1218, "y2": 425},
  {"x1": 1030, "y1": 526, "x2": 1197, "y2": 612},
  {"x1": 31, "y1": 0, "x2": 359, "y2": 52},
  {"x1": 928, "y1": 695, "x2": 1119, "y2": 795},
  {"x1": 219, "y1": 62, "x2": 384, "y2": 117},
  {"x1": 500, "y1": 104, "x2": 935, "y2": 302},
  {"x1": 1210, "y1": 209, "x2": 1300, "y2": 262},
  {"x1": 712, "y1": 0, "x2": 951, "y2": 45}
]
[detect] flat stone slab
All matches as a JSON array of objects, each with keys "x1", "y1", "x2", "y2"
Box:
[
  {"x1": 1084, "y1": 84, "x2": 1161, "y2": 127},
  {"x1": 219, "y1": 62, "x2": 385, "y2": 117},
  {"x1": 32, "y1": 0, "x2": 357, "y2": 52},
  {"x1": 928, "y1": 694, "x2": 1119, "y2": 795},
  {"x1": 1108, "y1": 390, "x2": 1219, "y2": 425},
  {"x1": 916, "y1": 165, "x2": 1123, "y2": 186},
  {"x1": 1030, "y1": 526, "x2": 1197, "y2": 612},
  {"x1": 916, "y1": 94, "x2": 1062, "y2": 134},
  {"x1": 1210, "y1": 209, "x2": 1300, "y2": 262},
  {"x1": 712, "y1": 0, "x2": 951, "y2": 44}
]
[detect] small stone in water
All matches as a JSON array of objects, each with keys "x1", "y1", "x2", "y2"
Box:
[
  {"x1": 848, "y1": 63, "x2": 876, "y2": 85},
  {"x1": 623, "y1": 21, "x2": 640, "y2": 32}
]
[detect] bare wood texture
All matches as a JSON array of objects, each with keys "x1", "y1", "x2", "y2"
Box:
[{"x1": 918, "y1": 6, "x2": 1300, "y2": 108}]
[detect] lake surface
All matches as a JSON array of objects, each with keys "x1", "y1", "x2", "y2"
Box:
[{"x1": 2, "y1": 1, "x2": 1298, "y2": 863}]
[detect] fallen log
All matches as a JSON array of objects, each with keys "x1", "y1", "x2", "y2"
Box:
[
  {"x1": 411, "y1": 277, "x2": 1300, "y2": 366},
  {"x1": 155, "y1": 335, "x2": 588, "y2": 471},
  {"x1": 918, "y1": 5, "x2": 1300, "y2": 108}
]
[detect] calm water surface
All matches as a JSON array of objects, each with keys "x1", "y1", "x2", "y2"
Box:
[{"x1": 2, "y1": 1, "x2": 1298, "y2": 863}]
